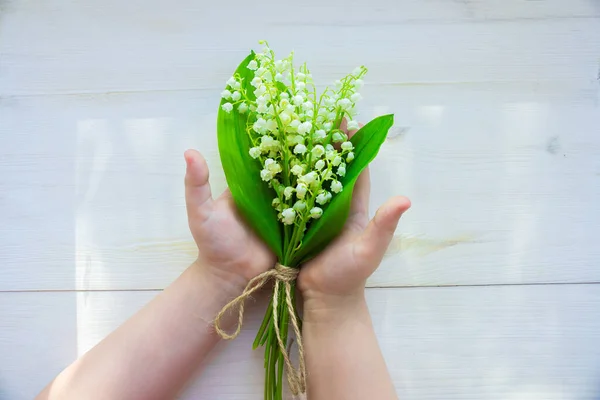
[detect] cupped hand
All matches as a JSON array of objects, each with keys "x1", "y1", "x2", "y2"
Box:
[
  {"x1": 184, "y1": 149, "x2": 275, "y2": 292},
  {"x1": 297, "y1": 122, "x2": 411, "y2": 303}
]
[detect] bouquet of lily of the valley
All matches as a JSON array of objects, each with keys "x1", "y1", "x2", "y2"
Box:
[{"x1": 214, "y1": 41, "x2": 393, "y2": 400}]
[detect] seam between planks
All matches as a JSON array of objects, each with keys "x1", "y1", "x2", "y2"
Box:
[
  {"x1": 2, "y1": 281, "x2": 600, "y2": 293},
  {"x1": 1, "y1": 78, "x2": 594, "y2": 99}
]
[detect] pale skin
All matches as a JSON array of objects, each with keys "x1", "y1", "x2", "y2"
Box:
[{"x1": 37, "y1": 128, "x2": 410, "y2": 400}]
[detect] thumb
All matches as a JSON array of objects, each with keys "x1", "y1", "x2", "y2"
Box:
[
  {"x1": 184, "y1": 149, "x2": 213, "y2": 223},
  {"x1": 356, "y1": 196, "x2": 411, "y2": 271}
]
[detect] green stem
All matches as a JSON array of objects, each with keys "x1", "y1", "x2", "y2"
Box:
[
  {"x1": 276, "y1": 284, "x2": 290, "y2": 400},
  {"x1": 268, "y1": 319, "x2": 279, "y2": 399},
  {"x1": 254, "y1": 301, "x2": 273, "y2": 349},
  {"x1": 283, "y1": 225, "x2": 291, "y2": 257},
  {"x1": 259, "y1": 316, "x2": 272, "y2": 347}
]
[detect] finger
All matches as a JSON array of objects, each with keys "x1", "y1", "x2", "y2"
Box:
[
  {"x1": 348, "y1": 166, "x2": 370, "y2": 230},
  {"x1": 184, "y1": 149, "x2": 213, "y2": 222},
  {"x1": 339, "y1": 117, "x2": 348, "y2": 134},
  {"x1": 347, "y1": 121, "x2": 368, "y2": 229},
  {"x1": 356, "y1": 196, "x2": 411, "y2": 270}
]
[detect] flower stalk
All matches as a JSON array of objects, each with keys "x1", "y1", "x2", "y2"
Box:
[{"x1": 219, "y1": 40, "x2": 367, "y2": 400}]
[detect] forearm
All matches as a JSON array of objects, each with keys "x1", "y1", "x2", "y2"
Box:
[
  {"x1": 37, "y1": 261, "x2": 245, "y2": 400},
  {"x1": 303, "y1": 291, "x2": 397, "y2": 400}
]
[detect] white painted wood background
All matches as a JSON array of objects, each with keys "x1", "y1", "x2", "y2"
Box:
[{"x1": 1, "y1": 0, "x2": 600, "y2": 398}]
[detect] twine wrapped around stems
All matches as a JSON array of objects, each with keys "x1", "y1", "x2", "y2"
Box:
[{"x1": 214, "y1": 263, "x2": 306, "y2": 396}]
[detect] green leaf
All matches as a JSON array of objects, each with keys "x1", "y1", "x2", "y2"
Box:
[
  {"x1": 217, "y1": 52, "x2": 284, "y2": 259},
  {"x1": 291, "y1": 114, "x2": 395, "y2": 264}
]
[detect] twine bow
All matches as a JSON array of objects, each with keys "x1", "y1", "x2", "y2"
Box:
[{"x1": 214, "y1": 263, "x2": 306, "y2": 396}]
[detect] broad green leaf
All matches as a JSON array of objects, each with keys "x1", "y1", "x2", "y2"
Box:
[
  {"x1": 291, "y1": 114, "x2": 395, "y2": 264},
  {"x1": 217, "y1": 52, "x2": 283, "y2": 259}
]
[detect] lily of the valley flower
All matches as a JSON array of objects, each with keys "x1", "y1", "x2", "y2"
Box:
[
  {"x1": 222, "y1": 41, "x2": 367, "y2": 225},
  {"x1": 281, "y1": 208, "x2": 296, "y2": 225},
  {"x1": 309, "y1": 207, "x2": 323, "y2": 219}
]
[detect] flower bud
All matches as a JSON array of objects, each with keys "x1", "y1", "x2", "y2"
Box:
[
  {"x1": 331, "y1": 180, "x2": 343, "y2": 193},
  {"x1": 266, "y1": 119, "x2": 278, "y2": 132},
  {"x1": 291, "y1": 164, "x2": 304, "y2": 176},
  {"x1": 299, "y1": 171, "x2": 318, "y2": 187},
  {"x1": 337, "y1": 98, "x2": 352, "y2": 110},
  {"x1": 313, "y1": 129, "x2": 326, "y2": 142},
  {"x1": 316, "y1": 191, "x2": 331, "y2": 205},
  {"x1": 284, "y1": 186, "x2": 294, "y2": 199},
  {"x1": 293, "y1": 201, "x2": 307, "y2": 211},
  {"x1": 332, "y1": 132, "x2": 344, "y2": 143},
  {"x1": 251, "y1": 77, "x2": 262, "y2": 87},
  {"x1": 221, "y1": 103, "x2": 233, "y2": 113},
  {"x1": 292, "y1": 95, "x2": 304, "y2": 106},
  {"x1": 294, "y1": 144, "x2": 307, "y2": 155},
  {"x1": 346, "y1": 120, "x2": 359, "y2": 130},
  {"x1": 310, "y1": 207, "x2": 323, "y2": 219},
  {"x1": 247, "y1": 60, "x2": 258, "y2": 70},
  {"x1": 296, "y1": 183, "x2": 308, "y2": 199},
  {"x1": 341, "y1": 141, "x2": 354, "y2": 151},
  {"x1": 350, "y1": 93, "x2": 362, "y2": 103},
  {"x1": 260, "y1": 169, "x2": 273, "y2": 181},
  {"x1": 281, "y1": 208, "x2": 296, "y2": 225},
  {"x1": 279, "y1": 112, "x2": 291, "y2": 125},
  {"x1": 297, "y1": 121, "x2": 313, "y2": 135},
  {"x1": 249, "y1": 147, "x2": 261, "y2": 159}
]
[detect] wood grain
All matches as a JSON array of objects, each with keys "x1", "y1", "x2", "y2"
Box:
[
  {"x1": 2, "y1": 1, "x2": 600, "y2": 398},
  {"x1": 2, "y1": 286, "x2": 600, "y2": 400},
  {"x1": 2, "y1": 85, "x2": 599, "y2": 290},
  {"x1": 1, "y1": 1, "x2": 599, "y2": 95}
]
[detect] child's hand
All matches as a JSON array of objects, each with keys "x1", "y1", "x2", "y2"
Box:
[
  {"x1": 184, "y1": 149, "x2": 275, "y2": 295},
  {"x1": 298, "y1": 122, "x2": 411, "y2": 311}
]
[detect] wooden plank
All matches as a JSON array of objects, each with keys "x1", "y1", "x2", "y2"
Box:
[
  {"x1": 2, "y1": 285, "x2": 600, "y2": 399},
  {"x1": 1, "y1": 2, "x2": 599, "y2": 95},
  {"x1": 1, "y1": 84, "x2": 599, "y2": 291}
]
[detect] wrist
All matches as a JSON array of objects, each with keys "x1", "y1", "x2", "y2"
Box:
[
  {"x1": 302, "y1": 289, "x2": 369, "y2": 326},
  {"x1": 190, "y1": 257, "x2": 249, "y2": 303}
]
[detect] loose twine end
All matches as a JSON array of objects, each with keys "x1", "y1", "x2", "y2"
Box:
[{"x1": 214, "y1": 263, "x2": 306, "y2": 396}]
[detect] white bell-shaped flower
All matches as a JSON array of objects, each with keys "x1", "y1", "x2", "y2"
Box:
[
  {"x1": 341, "y1": 141, "x2": 354, "y2": 151},
  {"x1": 294, "y1": 144, "x2": 307, "y2": 155},
  {"x1": 310, "y1": 207, "x2": 323, "y2": 219},
  {"x1": 331, "y1": 180, "x2": 343, "y2": 193},
  {"x1": 284, "y1": 186, "x2": 294, "y2": 199},
  {"x1": 249, "y1": 147, "x2": 261, "y2": 159},
  {"x1": 296, "y1": 183, "x2": 308, "y2": 199},
  {"x1": 281, "y1": 208, "x2": 296, "y2": 225},
  {"x1": 293, "y1": 201, "x2": 307, "y2": 212},
  {"x1": 221, "y1": 103, "x2": 233, "y2": 113}
]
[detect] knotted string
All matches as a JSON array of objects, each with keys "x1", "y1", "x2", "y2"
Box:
[{"x1": 214, "y1": 263, "x2": 306, "y2": 396}]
